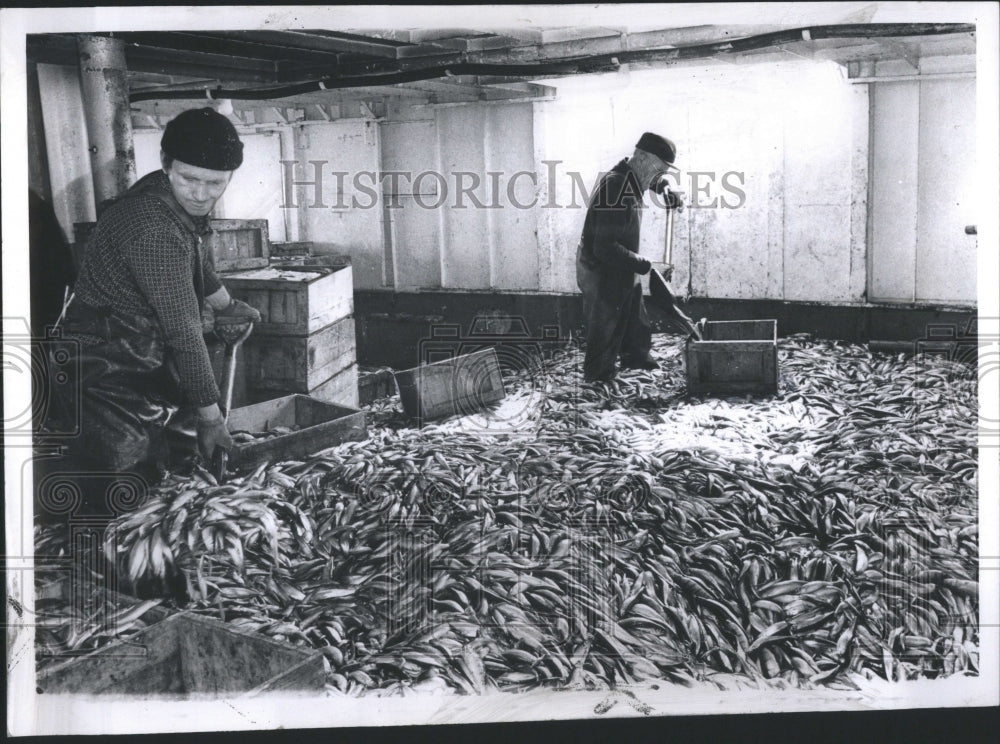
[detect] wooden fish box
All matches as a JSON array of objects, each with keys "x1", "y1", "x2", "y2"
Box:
[
  {"x1": 206, "y1": 218, "x2": 270, "y2": 272},
  {"x1": 394, "y1": 348, "x2": 505, "y2": 424},
  {"x1": 247, "y1": 364, "x2": 360, "y2": 409},
  {"x1": 268, "y1": 240, "x2": 313, "y2": 256},
  {"x1": 226, "y1": 394, "x2": 366, "y2": 470},
  {"x1": 358, "y1": 367, "x2": 398, "y2": 406},
  {"x1": 223, "y1": 264, "x2": 353, "y2": 337},
  {"x1": 37, "y1": 610, "x2": 325, "y2": 696},
  {"x1": 243, "y1": 316, "x2": 356, "y2": 393},
  {"x1": 269, "y1": 240, "x2": 340, "y2": 257},
  {"x1": 308, "y1": 363, "x2": 360, "y2": 409},
  {"x1": 271, "y1": 254, "x2": 352, "y2": 271},
  {"x1": 685, "y1": 319, "x2": 778, "y2": 395}
]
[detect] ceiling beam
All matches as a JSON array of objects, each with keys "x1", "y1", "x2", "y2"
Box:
[
  {"x1": 131, "y1": 77, "x2": 222, "y2": 93},
  {"x1": 537, "y1": 27, "x2": 623, "y2": 44},
  {"x1": 123, "y1": 44, "x2": 279, "y2": 80},
  {"x1": 222, "y1": 29, "x2": 401, "y2": 58},
  {"x1": 384, "y1": 78, "x2": 482, "y2": 101},
  {"x1": 120, "y1": 31, "x2": 346, "y2": 67},
  {"x1": 404, "y1": 28, "x2": 480, "y2": 43},
  {"x1": 396, "y1": 38, "x2": 478, "y2": 57},
  {"x1": 625, "y1": 25, "x2": 787, "y2": 49},
  {"x1": 25, "y1": 33, "x2": 78, "y2": 66},
  {"x1": 489, "y1": 28, "x2": 545, "y2": 44}
]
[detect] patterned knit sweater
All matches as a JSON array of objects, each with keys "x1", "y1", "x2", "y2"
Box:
[{"x1": 72, "y1": 171, "x2": 223, "y2": 406}]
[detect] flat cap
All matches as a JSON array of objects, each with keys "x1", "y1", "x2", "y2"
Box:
[{"x1": 636, "y1": 132, "x2": 677, "y2": 169}]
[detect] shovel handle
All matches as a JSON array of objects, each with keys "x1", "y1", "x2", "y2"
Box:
[
  {"x1": 664, "y1": 208, "x2": 675, "y2": 265},
  {"x1": 210, "y1": 448, "x2": 229, "y2": 484}
]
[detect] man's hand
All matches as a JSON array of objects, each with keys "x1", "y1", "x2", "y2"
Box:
[
  {"x1": 635, "y1": 257, "x2": 652, "y2": 276},
  {"x1": 197, "y1": 414, "x2": 233, "y2": 460},
  {"x1": 201, "y1": 304, "x2": 215, "y2": 335},
  {"x1": 664, "y1": 189, "x2": 685, "y2": 212},
  {"x1": 214, "y1": 298, "x2": 261, "y2": 327}
]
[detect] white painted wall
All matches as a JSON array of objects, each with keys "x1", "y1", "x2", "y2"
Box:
[
  {"x1": 869, "y1": 56, "x2": 977, "y2": 305},
  {"x1": 534, "y1": 61, "x2": 870, "y2": 302},
  {"x1": 34, "y1": 54, "x2": 978, "y2": 307},
  {"x1": 290, "y1": 119, "x2": 385, "y2": 287},
  {"x1": 376, "y1": 103, "x2": 539, "y2": 291}
]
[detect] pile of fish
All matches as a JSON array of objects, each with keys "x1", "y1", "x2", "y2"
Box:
[{"x1": 38, "y1": 334, "x2": 979, "y2": 694}]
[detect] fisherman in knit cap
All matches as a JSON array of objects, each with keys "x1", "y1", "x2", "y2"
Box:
[{"x1": 49, "y1": 108, "x2": 261, "y2": 519}]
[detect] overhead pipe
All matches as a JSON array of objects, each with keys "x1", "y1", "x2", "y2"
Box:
[{"x1": 129, "y1": 23, "x2": 975, "y2": 103}]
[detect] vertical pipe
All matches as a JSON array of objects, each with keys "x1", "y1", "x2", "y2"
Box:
[
  {"x1": 77, "y1": 34, "x2": 136, "y2": 210},
  {"x1": 278, "y1": 126, "x2": 300, "y2": 242}
]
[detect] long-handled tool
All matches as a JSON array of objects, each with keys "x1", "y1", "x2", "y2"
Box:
[
  {"x1": 210, "y1": 319, "x2": 253, "y2": 482},
  {"x1": 649, "y1": 193, "x2": 704, "y2": 340}
]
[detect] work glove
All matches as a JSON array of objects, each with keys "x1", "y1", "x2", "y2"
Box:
[
  {"x1": 197, "y1": 414, "x2": 233, "y2": 461},
  {"x1": 664, "y1": 189, "x2": 685, "y2": 212},
  {"x1": 214, "y1": 298, "x2": 261, "y2": 328},
  {"x1": 634, "y1": 257, "x2": 652, "y2": 276},
  {"x1": 201, "y1": 304, "x2": 216, "y2": 335}
]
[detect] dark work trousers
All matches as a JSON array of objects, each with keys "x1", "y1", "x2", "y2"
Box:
[
  {"x1": 37, "y1": 302, "x2": 199, "y2": 526},
  {"x1": 581, "y1": 283, "x2": 653, "y2": 382}
]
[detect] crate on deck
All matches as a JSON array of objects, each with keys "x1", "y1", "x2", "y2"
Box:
[
  {"x1": 222, "y1": 264, "x2": 353, "y2": 337},
  {"x1": 304, "y1": 363, "x2": 360, "y2": 409},
  {"x1": 685, "y1": 319, "x2": 778, "y2": 395},
  {"x1": 394, "y1": 348, "x2": 505, "y2": 425},
  {"x1": 269, "y1": 241, "x2": 351, "y2": 269},
  {"x1": 204, "y1": 218, "x2": 270, "y2": 273},
  {"x1": 226, "y1": 393, "x2": 367, "y2": 471},
  {"x1": 243, "y1": 316, "x2": 356, "y2": 393},
  {"x1": 245, "y1": 364, "x2": 362, "y2": 410},
  {"x1": 37, "y1": 610, "x2": 326, "y2": 696}
]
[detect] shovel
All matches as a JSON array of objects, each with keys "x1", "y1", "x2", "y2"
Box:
[
  {"x1": 649, "y1": 202, "x2": 704, "y2": 340},
  {"x1": 210, "y1": 319, "x2": 253, "y2": 483}
]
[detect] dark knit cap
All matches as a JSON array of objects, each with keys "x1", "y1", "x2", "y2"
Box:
[
  {"x1": 161, "y1": 107, "x2": 244, "y2": 171},
  {"x1": 636, "y1": 132, "x2": 677, "y2": 168}
]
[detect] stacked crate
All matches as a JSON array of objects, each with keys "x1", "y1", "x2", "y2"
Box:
[{"x1": 207, "y1": 225, "x2": 360, "y2": 409}]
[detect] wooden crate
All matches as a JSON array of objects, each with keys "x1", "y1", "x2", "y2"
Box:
[
  {"x1": 358, "y1": 367, "x2": 398, "y2": 405},
  {"x1": 685, "y1": 319, "x2": 778, "y2": 395},
  {"x1": 226, "y1": 394, "x2": 366, "y2": 470},
  {"x1": 205, "y1": 218, "x2": 270, "y2": 272},
  {"x1": 243, "y1": 316, "x2": 356, "y2": 393},
  {"x1": 37, "y1": 611, "x2": 325, "y2": 696},
  {"x1": 223, "y1": 264, "x2": 353, "y2": 336},
  {"x1": 394, "y1": 348, "x2": 505, "y2": 424},
  {"x1": 308, "y1": 363, "x2": 360, "y2": 408},
  {"x1": 245, "y1": 365, "x2": 360, "y2": 409},
  {"x1": 272, "y1": 254, "x2": 352, "y2": 271},
  {"x1": 269, "y1": 240, "x2": 340, "y2": 257},
  {"x1": 268, "y1": 240, "x2": 312, "y2": 256}
]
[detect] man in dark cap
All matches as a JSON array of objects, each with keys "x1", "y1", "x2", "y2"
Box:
[
  {"x1": 49, "y1": 107, "x2": 260, "y2": 520},
  {"x1": 576, "y1": 132, "x2": 681, "y2": 383}
]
